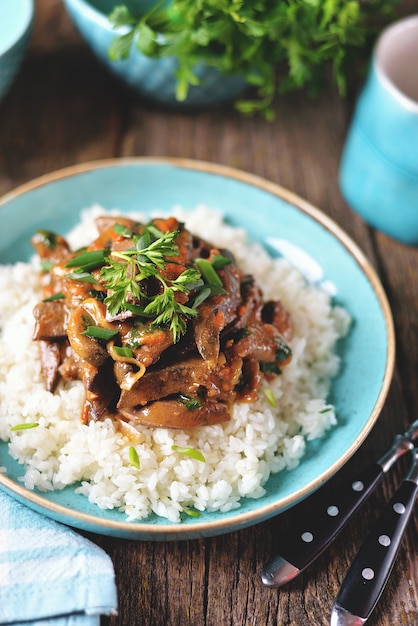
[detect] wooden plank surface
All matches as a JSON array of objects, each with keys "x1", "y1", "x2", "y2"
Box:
[{"x1": 1, "y1": 2, "x2": 417, "y2": 624}]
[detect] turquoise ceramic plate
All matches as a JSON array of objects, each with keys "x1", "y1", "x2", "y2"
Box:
[{"x1": 0, "y1": 158, "x2": 394, "y2": 540}]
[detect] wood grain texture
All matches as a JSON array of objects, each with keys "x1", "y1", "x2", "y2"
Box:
[{"x1": 1, "y1": 2, "x2": 417, "y2": 625}]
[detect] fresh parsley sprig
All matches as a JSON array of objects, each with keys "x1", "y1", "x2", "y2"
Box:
[
  {"x1": 99, "y1": 227, "x2": 178, "y2": 313},
  {"x1": 99, "y1": 223, "x2": 207, "y2": 342},
  {"x1": 143, "y1": 276, "x2": 199, "y2": 342}
]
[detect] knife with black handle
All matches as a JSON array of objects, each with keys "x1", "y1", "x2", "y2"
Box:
[
  {"x1": 261, "y1": 419, "x2": 418, "y2": 588},
  {"x1": 330, "y1": 447, "x2": 418, "y2": 625}
]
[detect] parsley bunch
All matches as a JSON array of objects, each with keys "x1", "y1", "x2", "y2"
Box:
[{"x1": 108, "y1": 0, "x2": 398, "y2": 119}]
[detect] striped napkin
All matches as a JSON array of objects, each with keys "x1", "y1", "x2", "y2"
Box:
[{"x1": 0, "y1": 489, "x2": 118, "y2": 626}]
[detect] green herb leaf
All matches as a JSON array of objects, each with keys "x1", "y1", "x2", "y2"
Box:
[
  {"x1": 183, "y1": 507, "x2": 201, "y2": 518},
  {"x1": 82, "y1": 326, "x2": 119, "y2": 340},
  {"x1": 108, "y1": 30, "x2": 135, "y2": 61},
  {"x1": 66, "y1": 271, "x2": 99, "y2": 284},
  {"x1": 41, "y1": 261, "x2": 54, "y2": 272},
  {"x1": 260, "y1": 362, "x2": 280, "y2": 375},
  {"x1": 172, "y1": 445, "x2": 206, "y2": 463},
  {"x1": 135, "y1": 22, "x2": 159, "y2": 57},
  {"x1": 43, "y1": 292, "x2": 65, "y2": 302},
  {"x1": 144, "y1": 288, "x2": 198, "y2": 343},
  {"x1": 211, "y1": 254, "x2": 232, "y2": 270},
  {"x1": 178, "y1": 394, "x2": 203, "y2": 410},
  {"x1": 275, "y1": 337, "x2": 292, "y2": 363},
  {"x1": 263, "y1": 387, "x2": 276, "y2": 408},
  {"x1": 114, "y1": 222, "x2": 134, "y2": 238},
  {"x1": 125, "y1": 302, "x2": 154, "y2": 318},
  {"x1": 129, "y1": 446, "x2": 140, "y2": 469},
  {"x1": 65, "y1": 249, "x2": 106, "y2": 271},
  {"x1": 89, "y1": 289, "x2": 107, "y2": 302},
  {"x1": 195, "y1": 258, "x2": 224, "y2": 288},
  {"x1": 100, "y1": 225, "x2": 202, "y2": 342},
  {"x1": 113, "y1": 345, "x2": 134, "y2": 358},
  {"x1": 11, "y1": 422, "x2": 39, "y2": 431},
  {"x1": 34, "y1": 230, "x2": 58, "y2": 250},
  {"x1": 192, "y1": 286, "x2": 212, "y2": 309},
  {"x1": 108, "y1": 5, "x2": 138, "y2": 28}
]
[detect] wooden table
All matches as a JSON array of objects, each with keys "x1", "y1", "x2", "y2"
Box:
[{"x1": 1, "y1": 2, "x2": 417, "y2": 624}]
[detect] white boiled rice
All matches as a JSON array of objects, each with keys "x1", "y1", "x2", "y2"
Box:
[{"x1": 0, "y1": 205, "x2": 350, "y2": 522}]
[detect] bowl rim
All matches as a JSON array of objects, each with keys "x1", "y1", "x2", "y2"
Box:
[
  {"x1": 0, "y1": 156, "x2": 396, "y2": 538},
  {"x1": 0, "y1": 0, "x2": 34, "y2": 57}
]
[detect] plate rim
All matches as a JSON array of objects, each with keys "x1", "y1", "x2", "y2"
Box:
[{"x1": 0, "y1": 156, "x2": 396, "y2": 538}]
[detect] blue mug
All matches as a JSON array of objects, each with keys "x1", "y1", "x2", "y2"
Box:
[{"x1": 339, "y1": 15, "x2": 418, "y2": 245}]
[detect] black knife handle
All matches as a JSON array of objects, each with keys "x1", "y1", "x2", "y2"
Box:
[
  {"x1": 277, "y1": 462, "x2": 384, "y2": 572},
  {"x1": 334, "y1": 476, "x2": 418, "y2": 620}
]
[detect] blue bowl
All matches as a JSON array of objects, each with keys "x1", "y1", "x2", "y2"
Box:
[
  {"x1": 0, "y1": 0, "x2": 34, "y2": 103},
  {"x1": 62, "y1": 0, "x2": 248, "y2": 108},
  {"x1": 339, "y1": 15, "x2": 418, "y2": 245},
  {"x1": 0, "y1": 158, "x2": 394, "y2": 540}
]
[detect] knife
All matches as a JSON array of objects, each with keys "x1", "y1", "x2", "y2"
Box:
[
  {"x1": 330, "y1": 447, "x2": 418, "y2": 625},
  {"x1": 261, "y1": 419, "x2": 418, "y2": 588}
]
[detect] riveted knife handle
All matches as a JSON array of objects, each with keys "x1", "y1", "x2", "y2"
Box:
[
  {"x1": 333, "y1": 476, "x2": 418, "y2": 620},
  {"x1": 271, "y1": 462, "x2": 384, "y2": 574}
]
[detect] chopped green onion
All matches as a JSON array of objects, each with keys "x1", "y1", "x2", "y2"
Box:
[
  {"x1": 319, "y1": 407, "x2": 332, "y2": 414},
  {"x1": 183, "y1": 507, "x2": 201, "y2": 518},
  {"x1": 178, "y1": 394, "x2": 202, "y2": 410},
  {"x1": 41, "y1": 261, "x2": 54, "y2": 272},
  {"x1": 11, "y1": 422, "x2": 39, "y2": 431},
  {"x1": 260, "y1": 362, "x2": 280, "y2": 375},
  {"x1": 89, "y1": 289, "x2": 106, "y2": 302},
  {"x1": 195, "y1": 258, "x2": 223, "y2": 287},
  {"x1": 192, "y1": 286, "x2": 211, "y2": 309},
  {"x1": 172, "y1": 445, "x2": 206, "y2": 463},
  {"x1": 43, "y1": 292, "x2": 65, "y2": 302},
  {"x1": 114, "y1": 223, "x2": 134, "y2": 238},
  {"x1": 82, "y1": 326, "x2": 119, "y2": 340},
  {"x1": 208, "y1": 284, "x2": 227, "y2": 296},
  {"x1": 129, "y1": 446, "x2": 140, "y2": 469},
  {"x1": 35, "y1": 230, "x2": 58, "y2": 250},
  {"x1": 275, "y1": 337, "x2": 292, "y2": 363},
  {"x1": 65, "y1": 249, "x2": 106, "y2": 271},
  {"x1": 211, "y1": 254, "x2": 231, "y2": 270},
  {"x1": 264, "y1": 388, "x2": 276, "y2": 408},
  {"x1": 113, "y1": 345, "x2": 134, "y2": 358},
  {"x1": 66, "y1": 271, "x2": 99, "y2": 284},
  {"x1": 230, "y1": 327, "x2": 252, "y2": 342}
]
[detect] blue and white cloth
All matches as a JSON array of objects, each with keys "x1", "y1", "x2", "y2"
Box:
[{"x1": 0, "y1": 489, "x2": 118, "y2": 626}]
